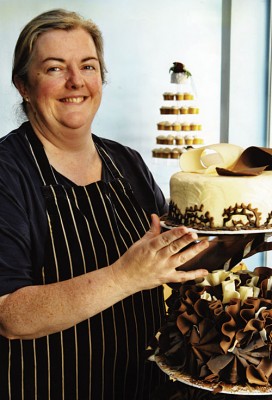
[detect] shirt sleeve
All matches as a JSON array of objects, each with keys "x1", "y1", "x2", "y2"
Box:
[{"x1": 0, "y1": 156, "x2": 34, "y2": 295}]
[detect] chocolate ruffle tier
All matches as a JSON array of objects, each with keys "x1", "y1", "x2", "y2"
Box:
[{"x1": 156, "y1": 267, "x2": 272, "y2": 388}]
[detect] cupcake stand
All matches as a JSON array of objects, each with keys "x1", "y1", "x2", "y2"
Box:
[{"x1": 152, "y1": 63, "x2": 204, "y2": 161}]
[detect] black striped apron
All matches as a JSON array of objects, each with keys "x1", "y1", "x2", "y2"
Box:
[{"x1": 0, "y1": 131, "x2": 166, "y2": 400}]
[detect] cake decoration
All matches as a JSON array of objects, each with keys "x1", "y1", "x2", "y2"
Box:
[
  {"x1": 154, "y1": 267, "x2": 272, "y2": 389},
  {"x1": 169, "y1": 62, "x2": 192, "y2": 84}
]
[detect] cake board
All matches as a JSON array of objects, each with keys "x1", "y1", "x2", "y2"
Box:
[
  {"x1": 154, "y1": 353, "x2": 272, "y2": 396},
  {"x1": 160, "y1": 221, "x2": 272, "y2": 273}
]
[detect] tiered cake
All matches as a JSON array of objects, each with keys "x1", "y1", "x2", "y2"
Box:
[{"x1": 154, "y1": 144, "x2": 272, "y2": 395}]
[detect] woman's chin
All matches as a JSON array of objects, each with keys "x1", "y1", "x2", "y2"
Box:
[{"x1": 59, "y1": 115, "x2": 92, "y2": 131}]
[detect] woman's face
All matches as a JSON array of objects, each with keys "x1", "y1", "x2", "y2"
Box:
[{"x1": 20, "y1": 28, "x2": 102, "y2": 136}]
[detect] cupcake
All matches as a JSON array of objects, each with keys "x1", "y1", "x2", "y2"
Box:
[
  {"x1": 163, "y1": 92, "x2": 175, "y2": 101},
  {"x1": 171, "y1": 148, "x2": 182, "y2": 159},
  {"x1": 171, "y1": 106, "x2": 179, "y2": 115},
  {"x1": 164, "y1": 121, "x2": 172, "y2": 131},
  {"x1": 193, "y1": 136, "x2": 204, "y2": 145},
  {"x1": 190, "y1": 123, "x2": 198, "y2": 131},
  {"x1": 160, "y1": 106, "x2": 171, "y2": 114},
  {"x1": 181, "y1": 123, "x2": 190, "y2": 131},
  {"x1": 184, "y1": 92, "x2": 194, "y2": 100},
  {"x1": 157, "y1": 147, "x2": 165, "y2": 158},
  {"x1": 188, "y1": 106, "x2": 197, "y2": 114},
  {"x1": 162, "y1": 148, "x2": 171, "y2": 158},
  {"x1": 156, "y1": 135, "x2": 167, "y2": 144},
  {"x1": 185, "y1": 134, "x2": 194, "y2": 145},
  {"x1": 166, "y1": 134, "x2": 175, "y2": 145},
  {"x1": 175, "y1": 92, "x2": 184, "y2": 101},
  {"x1": 152, "y1": 148, "x2": 161, "y2": 158},
  {"x1": 172, "y1": 122, "x2": 181, "y2": 131},
  {"x1": 157, "y1": 121, "x2": 166, "y2": 130},
  {"x1": 180, "y1": 107, "x2": 188, "y2": 114},
  {"x1": 175, "y1": 135, "x2": 184, "y2": 145}
]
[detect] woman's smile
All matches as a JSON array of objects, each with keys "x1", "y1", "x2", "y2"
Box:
[{"x1": 59, "y1": 96, "x2": 86, "y2": 103}]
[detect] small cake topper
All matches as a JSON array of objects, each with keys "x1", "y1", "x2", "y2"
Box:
[{"x1": 169, "y1": 62, "x2": 191, "y2": 84}]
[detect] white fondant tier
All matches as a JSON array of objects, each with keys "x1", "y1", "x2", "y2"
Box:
[{"x1": 169, "y1": 171, "x2": 272, "y2": 229}]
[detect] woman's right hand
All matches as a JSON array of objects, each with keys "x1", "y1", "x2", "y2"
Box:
[{"x1": 111, "y1": 214, "x2": 209, "y2": 294}]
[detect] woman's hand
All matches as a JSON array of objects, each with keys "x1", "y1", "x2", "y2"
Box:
[{"x1": 111, "y1": 214, "x2": 209, "y2": 293}]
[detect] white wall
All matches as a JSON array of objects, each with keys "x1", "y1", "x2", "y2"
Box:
[{"x1": 229, "y1": 0, "x2": 268, "y2": 147}]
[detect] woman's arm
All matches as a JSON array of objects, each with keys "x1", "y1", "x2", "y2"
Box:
[{"x1": 0, "y1": 215, "x2": 208, "y2": 340}]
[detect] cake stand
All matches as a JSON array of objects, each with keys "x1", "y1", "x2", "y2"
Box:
[
  {"x1": 153, "y1": 353, "x2": 272, "y2": 396},
  {"x1": 160, "y1": 221, "x2": 272, "y2": 273}
]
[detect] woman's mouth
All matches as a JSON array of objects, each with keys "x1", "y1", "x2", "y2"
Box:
[{"x1": 60, "y1": 96, "x2": 85, "y2": 103}]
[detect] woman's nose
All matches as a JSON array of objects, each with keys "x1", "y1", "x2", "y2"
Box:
[{"x1": 65, "y1": 68, "x2": 84, "y2": 89}]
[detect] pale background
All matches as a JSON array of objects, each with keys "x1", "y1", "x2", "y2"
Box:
[{"x1": 0, "y1": 0, "x2": 270, "y2": 268}]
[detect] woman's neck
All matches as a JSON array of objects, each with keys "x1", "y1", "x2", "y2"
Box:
[{"x1": 31, "y1": 124, "x2": 103, "y2": 186}]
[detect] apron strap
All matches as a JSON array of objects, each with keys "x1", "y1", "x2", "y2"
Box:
[
  {"x1": 25, "y1": 126, "x2": 124, "y2": 186},
  {"x1": 94, "y1": 139, "x2": 124, "y2": 180},
  {"x1": 25, "y1": 128, "x2": 59, "y2": 185}
]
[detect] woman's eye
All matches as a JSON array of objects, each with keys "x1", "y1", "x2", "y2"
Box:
[
  {"x1": 83, "y1": 65, "x2": 94, "y2": 71},
  {"x1": 47, "y1": 66, "x2": 61, "y2": 72}
]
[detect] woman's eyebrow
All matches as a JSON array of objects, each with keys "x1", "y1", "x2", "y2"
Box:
[{"x1": 42, "y1": 56, "x2": 99, "y2": 63}]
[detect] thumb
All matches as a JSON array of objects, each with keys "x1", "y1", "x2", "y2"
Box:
[{"x1": 146, "y1": 214, "x2": 161, "y2": 238}]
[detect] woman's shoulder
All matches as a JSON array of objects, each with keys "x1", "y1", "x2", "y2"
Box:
[
  {"x1": 0, "y1": 122, "x2": 40, "y2": 185},
  {"x1": 0, "y1": 121, "x2": 32, "y2": 158}
]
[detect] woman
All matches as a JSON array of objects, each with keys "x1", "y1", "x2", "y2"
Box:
[{"x1": 0, "y1": 9, "x2": 208, "y2": 400}]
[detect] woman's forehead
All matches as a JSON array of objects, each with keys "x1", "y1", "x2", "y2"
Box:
[{"x1": 32, "y1": 28, "x2": 97, "y2": 60}]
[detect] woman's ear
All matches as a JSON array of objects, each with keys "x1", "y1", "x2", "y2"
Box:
[{"x1": 13, "y1": 76, "x2": 29, "y2": 100}]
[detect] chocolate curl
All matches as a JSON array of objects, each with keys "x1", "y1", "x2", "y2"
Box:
[
  {"x1": 189, "y1": 320, "x2": 222, "y2": 362},
  {"x1": 254, "y1": 266, "x2": 272, "y2": 280},
  {"x1": 206, "y1": 353, "x2": 234, "y2": 375},
  {"x1": 179, "y1": 286, "x2": 205, "y2": 308},
  {"x1": 202, "y1": 372, "x2": 221, "y2": 383},
  {"x1": 216, "y1": 146, "x2": 272, "y2": 176},
  {"x1": 209, "y1": 299, "x2": 224, "y2": 318},
  {"x1": 246, "y1": 363, "x2": 270, "y2": 385},
  {"x1": 259, "y1": 357, "x2": 272, "y2": 380},
  {"x1": 243, "y1": 318, "x2": 264, "y2": 334},
  {"x1": 220, "y1": 299, "x2": 241, "y2": 353},
  {"x1": 240, "y1": 298, "x2": 261, "y2": 323},
  {"x1": 234, "y1": 336, "x2": 269, "y2": 359},
  {"x1": 229, "y1": 356, "x2": 239, "y2": 384},
  {"x1": 194, "y1": 298, "x2": 214, "y2": 319},
  {"x1": 176, "y1": 311, "x2": 199, "y2": 335}
]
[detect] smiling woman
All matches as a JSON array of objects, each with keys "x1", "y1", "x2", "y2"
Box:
[{"x1": 0, "y1": 8, "x2": 209, "y2": 400}]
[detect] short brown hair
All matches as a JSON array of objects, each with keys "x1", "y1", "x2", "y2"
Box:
[{"x1": 12, "y1": 8, "x2": 107, "y2": 89}]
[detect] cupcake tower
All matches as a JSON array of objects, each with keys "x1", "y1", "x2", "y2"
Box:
[{"x1": 153, "y1": 62, "x2": 204, "y2": 159}]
